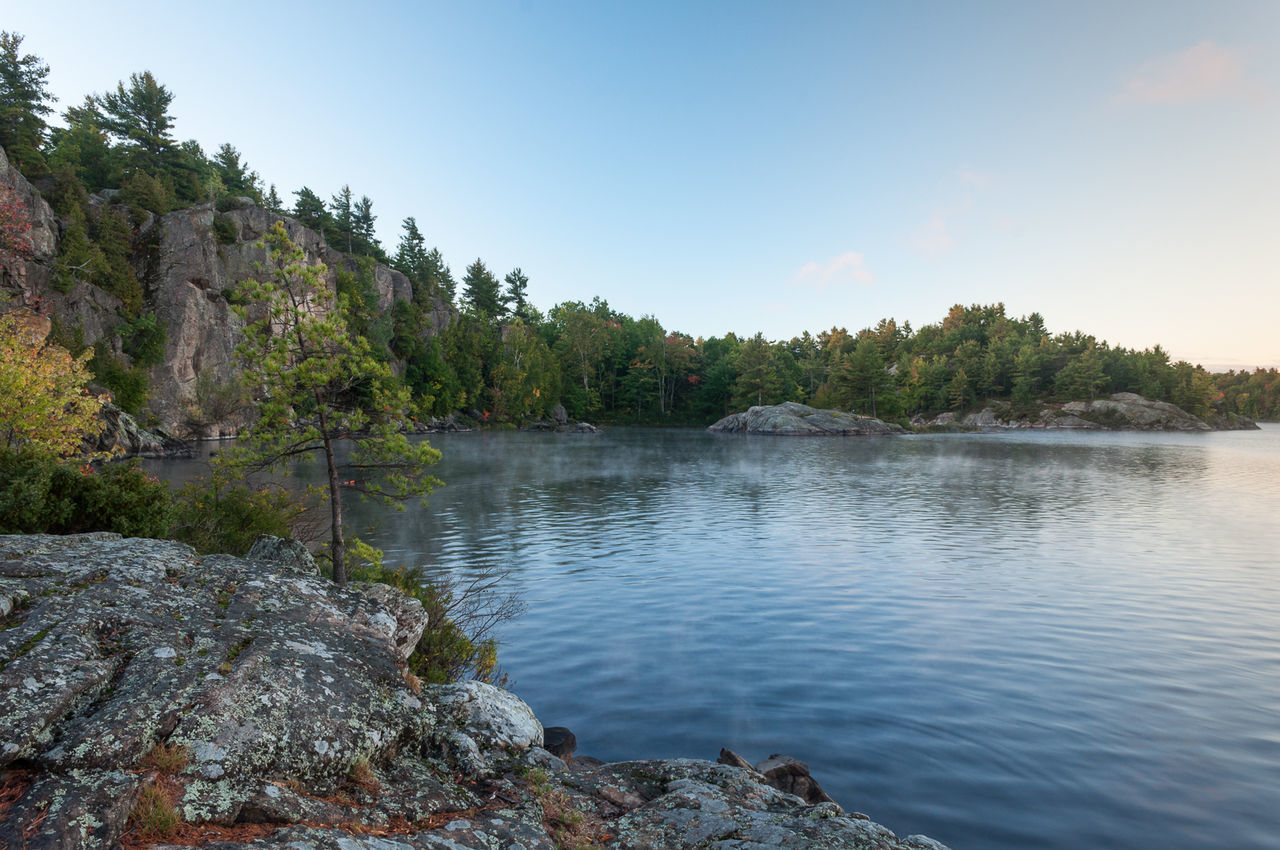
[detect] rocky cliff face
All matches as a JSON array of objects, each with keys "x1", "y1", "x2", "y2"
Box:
[
  {"x1": 141, "y1": 202, "x2": 426, "y2": 437},
  {"x1": 0, "y1": 149, "x2": 126, "y2": 349},
  {"x1": 0, "y1": 148, "x2": 455, "y2": 438}
]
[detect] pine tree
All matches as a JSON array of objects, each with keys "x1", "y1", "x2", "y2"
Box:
[
  {"x1": 329, "y1": 185, "x2": 353, "y2": 252},
  {"x1": 0, "y1": 32, "x2": 55, "y2": 174},
  {"x1": 292, "y1": 186, "x2": 330, "y2": 235},
  {"x1": 353, "y1": 195, "x2": 377, "y2": 255},
  {"x1": 94, "y1": 71, "x2": 176, "y2": 171},
  {"x1": 462, "y1": 258, "x2": 503, "y2": 319},
  {"x1": 428, "y1": 249, "x2": 456, "y2": 303},
  {"x1": 503, "y1": 267, "x2": 530, "y2": 320},
  {"x1": 226, "y1": 222, "x2": 441, "y2": 585},
  {"x1": 733, "y1": 333, "x2": 781, "y2": 408},
  {"x1": 393, "y1": 216, "x2": 430, "y2": 299},
  {"x1": 831, "y1": 338, "x2": 894, "y2": 417},
  {"x1": 213, "y1": 143, "x2": 260, "y2": 200}
]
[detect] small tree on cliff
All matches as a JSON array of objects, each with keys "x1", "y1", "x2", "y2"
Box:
[{"x1": 227, "y1": 221, "x2": 441, "y2": 584}]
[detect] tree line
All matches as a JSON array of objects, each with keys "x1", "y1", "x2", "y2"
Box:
[{"x1": 2, "y1": 31, "x2": 1276, "y2": 426}]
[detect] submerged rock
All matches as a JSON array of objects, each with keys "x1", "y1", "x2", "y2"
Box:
[
  {"x1": 708, "y1": 401, "x2": 906, "y2": 436},
  {"x1": 0, "y1": 533, "x2": 950, "y2": 849}
]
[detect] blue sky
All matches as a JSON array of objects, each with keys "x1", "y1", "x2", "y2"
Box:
[{"x1": 7, "y1": 1, "x2": 1278, "y2": 368}]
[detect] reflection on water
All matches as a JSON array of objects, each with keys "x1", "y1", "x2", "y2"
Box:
[{"x1": 148, "y1": 426, "x2": 1280, "y2": 850}]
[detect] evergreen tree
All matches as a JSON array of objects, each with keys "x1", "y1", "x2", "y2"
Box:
[
  {"x1": 94, "y1": 71, "x2": 176, "y2": 172},
  {"x1": 394, "y1": 216, "x2": 426, "y2": 272},
  {"x1": 831, "y1": 338, "x2": 895, "y2": 417},
  {"x1": 0, "y1": 32, "x2": 55, "y2": 174},
  {"x1": 226, "y1": 222, "x2": 441, "y2": 585},
  {"x1": 429, "y1": 249, "x2": 456, "y2": 303},
  {"x1": 732, "y1": 333, "x2": 782, "y2": 408},
  {"x1": 47, "y1": 109, "x2": 119, "y2": 191},
  {"x1": 264, "y1": 184, "x2": 283, "y2": 214},
  {"x1": 213, "y1": 143, "x2": 260, "y2": 199},
  {"x1": 462, "y1": 258, "x2": 503, "y2": 319},
  {"x1": 329, "y1": 185, "x2": 354, "y2": 252},
  {"x1": 353, "y1": 195, "x2": 378, "y2": 255},
  {"x1": 948, "y1": 367, "x2": 973, "y2": 410},
  {"x1": 1054, "y1": 346, "x2": 1107, "y2": 401},
  {"x1": 292, "y1": 186, "x2": 330, "y2": 234},
  {"x1": 503, "y1": 267, "x2": 530, "y2": 320},
  {"x1": 393, "y1": 216, "x2": 433, "y2": 300}
]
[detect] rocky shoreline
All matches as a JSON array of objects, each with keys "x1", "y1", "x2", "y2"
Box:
[
  {"x1": 0, "y1": 533, "x2": 949, "y2": 849},
  {"x1": 709, "y1": 394, "x2": 1258, "y2": 436},
  {"x1": 912, "y1": 392, "x2": 1258, "y2": 432}
]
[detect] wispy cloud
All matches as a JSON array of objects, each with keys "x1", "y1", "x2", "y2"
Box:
[
  {"x1": 910, "y1": 212, "x2": 956, "y2": 257},
  {"x1": 957, "y1": 169, "x2": 992, "y2": 188},
  {"x1": 908, "y1": 170, "x2": 990, "y2": 257},
  {"x1": 790, "y1": 251, "x2": 874, "y2": 290},
  {"x1": 1112, "y1": 41, "x2": 1263, "y2": 106}
]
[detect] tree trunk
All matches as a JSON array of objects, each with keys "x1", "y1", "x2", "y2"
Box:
[{"x1": 316, "y1": 403, "x2": 346, "y2": 585}]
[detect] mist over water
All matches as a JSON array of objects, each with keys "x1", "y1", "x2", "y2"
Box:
[{"x1": 153, "y1": 426, "x2": 1280, "y2": 849}]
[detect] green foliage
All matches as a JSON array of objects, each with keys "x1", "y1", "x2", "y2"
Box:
[
  {"x1": 345, "y1": 541, "x2": 521, "y2": 685},
  {"x1": 732, "y1": 332, "x2": 784, "y2": 409},
  {"x1": 393, "y1": 216, "x2": 451, "y2": 306},
  {"x1": 170, "y1": 475, "x2": 305, "y2": 556},
  {"x1": 91, "y1": 70, "x2": 175, "y2": 173},
  {"x1": 0, "y1": 313, "x2": 106, "y2": 457},
  {"x1": 181, "y1": 370, "x2": 248, "y2": 437},
  {"x1": 0, "y1": 448, "x2": 173, "y2": 537},
  {"x1": 291, "y1": 185, "x2": 330, "y2": 234},
  {"x1": 60, "y1": 204, "x2": 143, "y2": 313},
  {"x1": 90, "y1": 343, "x2": 149, "y2": 414},
  {"x1": 212, "y1": 142, "x2": 260, "y2": 201},
  {"x1": 225, "y1": 222, "x2": 441, "y2": 585},
  {"x1": 47, "y1": 114, "x2": 121, "y2": 192},
  {"x1": 119, "y1": 169, "x2": 170, "y2": 218},
  {"x1": 463, "y1": 258, "x2": 504, "y2": 319},
  {"x1": 829, "y1": 337, "x2": 897, "y2": 417},
  {"x1": 212, "y1": 212, "x2": 237, "y2": 245},
  {"x1": 0, "y1": 31, "x2": 55, "y2": 175},
  {"x1": 118, "y1": 311, "x2": 166, "y2": 367}
]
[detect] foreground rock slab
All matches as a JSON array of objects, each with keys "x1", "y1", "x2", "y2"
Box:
[
  {"x1": 709, "y1": 402, "x2": 906, "y2": 436},
  {"x1": 0, "y1": 534, "x2": 950, "y2": 849}
]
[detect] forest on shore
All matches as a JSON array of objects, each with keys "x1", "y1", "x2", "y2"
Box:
[{"x1": 2, "y1": 31, "x2": 1277, "y2": 428}]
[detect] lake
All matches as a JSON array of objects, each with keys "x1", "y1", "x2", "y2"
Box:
[{"x1": 151, "y1": 425, "x2": 1280, "y2": 849}]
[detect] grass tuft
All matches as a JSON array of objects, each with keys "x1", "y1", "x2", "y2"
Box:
[
  {"x1": 140, "y1": 743, "x2": 190, "y2": 774},
  {"x1": 128, "y1": 782, "x2": 182, "y2": 841}
]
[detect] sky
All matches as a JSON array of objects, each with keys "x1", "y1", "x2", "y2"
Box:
[{"x1": 6, "y1": 0, "x2": 1279, "y2": 369}]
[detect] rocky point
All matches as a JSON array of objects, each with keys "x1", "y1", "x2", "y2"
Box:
[{"x1": 0, "y1": 533, "x2": 951, "y2": 849}]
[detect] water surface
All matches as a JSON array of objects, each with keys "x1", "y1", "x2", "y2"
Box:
[{"x1": 155, "y1": 426, "x2": 1280, "y2": 849}]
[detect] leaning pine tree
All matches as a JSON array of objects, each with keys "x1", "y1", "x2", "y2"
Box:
[{"x1": 227, "y1": 221, "x2": 440, "y2": 584}]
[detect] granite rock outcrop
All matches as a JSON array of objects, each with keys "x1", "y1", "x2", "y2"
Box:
[
  {"x1": 708, "y1": 402, "x2": 906, "y2": 436},
  {"x1": 911, "y1": 393, "x2": 1259, "y2": 432}
]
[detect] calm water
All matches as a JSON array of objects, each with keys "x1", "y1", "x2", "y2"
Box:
[{"x1": 154, "y1": 426, "x2": 1280, "y2": 849}]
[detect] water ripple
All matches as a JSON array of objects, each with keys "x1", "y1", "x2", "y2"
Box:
[{"x1": 147, "y1": 425, "x2": 1280, "y2": 850}]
